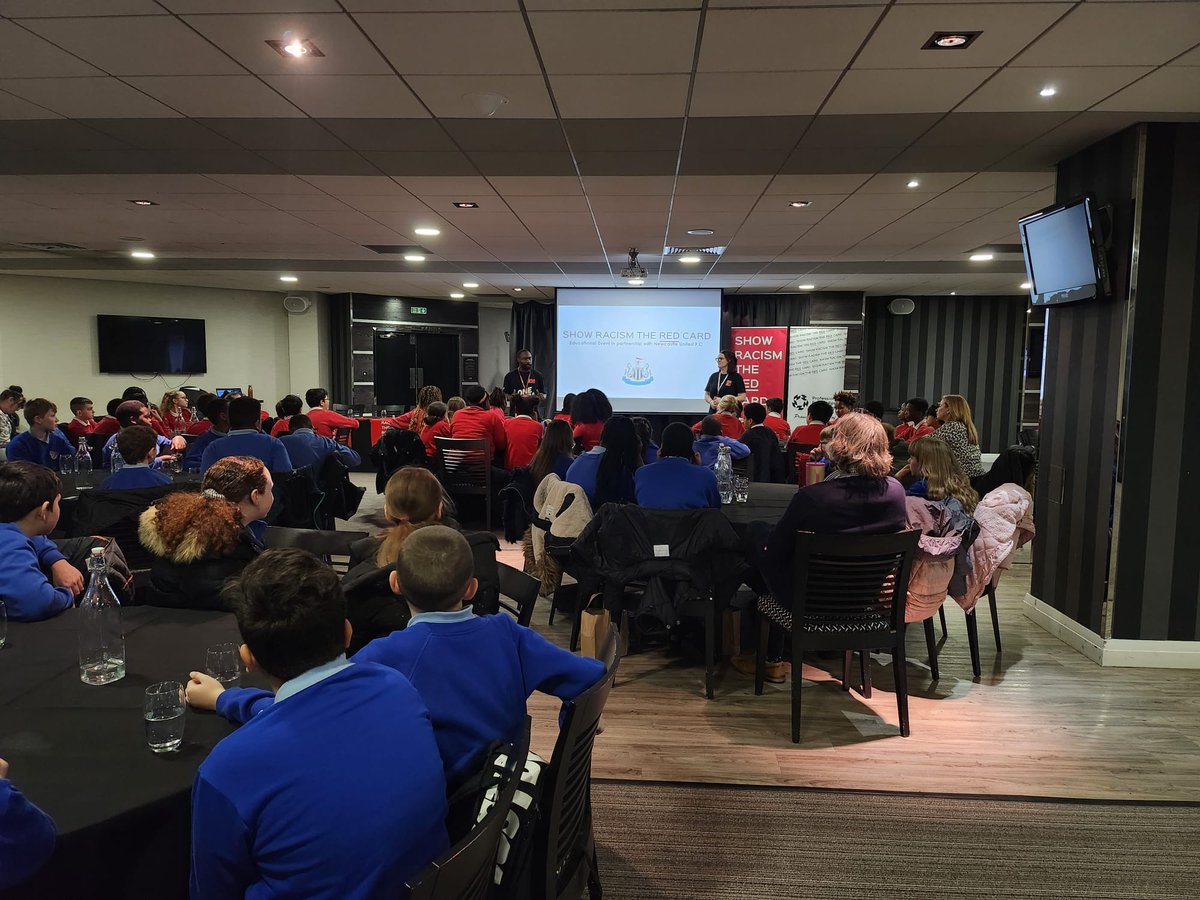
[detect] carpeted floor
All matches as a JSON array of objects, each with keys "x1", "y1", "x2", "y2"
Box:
[{"x1": 590, "y1": 781, "x2": 1200, "y2": 899}]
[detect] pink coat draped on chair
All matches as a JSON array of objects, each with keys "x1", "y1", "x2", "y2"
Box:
[
  {"x1": 951, "y1": 483, "x2": 1034, "y2": 613},
  {"x1": 904, "y1": 497, "x2": 970, "y2": 623}
]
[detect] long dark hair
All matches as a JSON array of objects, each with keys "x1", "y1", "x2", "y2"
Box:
[
  {"x1": 595, "y1": 415, "x2": 641, "y2": 506},
  {"x1": 529, "y1": 419, "x2": 574, "y2": 486},
  {"x1": 631, "y1": 416, "x2": 654, "y2": 456},
  {"x1": 718, "y1": 349, "x2": 737, "y2": 373},
  {"x1": 572, "y1": 388, "x2": 612, "y2": 425}
]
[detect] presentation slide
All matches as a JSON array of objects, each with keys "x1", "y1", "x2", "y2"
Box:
[{"x1": 556, "y1": 288, "x2": 721, "y2": 414}]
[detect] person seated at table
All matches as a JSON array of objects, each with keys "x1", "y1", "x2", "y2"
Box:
[
  {"x1": 693, "y1": 415, "x2": 750, "y2": 470},
  {"x1": 138, "y1": 457, "x2": 271, "y2": 610},
  {"x1": 739, "y1": 402, "x2": 784, "y2": 483},
  {"x1": 570, "y1": 389, "x2": 611, "y2": 452},
  {"x1": 0, "y1": 462, "x2": 80, "y2": 621},
  {"x1": 158, "y1": 390, "x2": 193, "y2": 434},
  {"x1": 634, "y1": 422, "x2": 719, "y2": 510},
  {"x1": 632, "y1": 416, "x2": 658, "y2": 465},
  {"x1": 268, "y1": 394, "x2": 303, "y2": 437},
  {"x1": 448, "y1": 384, "x2": 507, "y2": 457},
  {"x1": 788, "y1": 399, "x2": 832, "y2": 446},
  {"x1": 6, "y1": 399, "x2": 75, "y2": 470},
  {"x1": 354, "y1": 526, "x2": 606, "y2": 786},
  {"x1": 905, "y1": 436, "x2": 978, "y2": 513},
  {"x1": 200, "y1": 398, "x2": 291, "y2": 474},
  {"x1": 183, "y1": 550, "x2": 449, "y2": 899},
  {"x1": 186, "y1": 393, "x2": 216, "y2": 435},
  {"x1": 554, "y1": 393, "x2": 575, "y2": 424},
  {"x1": 503, "y1": 394, "x2": 543, "y2": 469},
  {"x1": 182, "y1": 397, "x2": 230, "y2": 470},
  {"x1": 304, "y1": 387, "x2": 360, "y2": 439},
  {"x1": 445, "y1": 395, "x2": 465, "y2": 423},
  {"x1": 418, "y1": 402, "x2": 451, "y2": 460},
  {"x1": 763, "y1": 397, "x2": 791, "y2": 441},
  {"x1": 488, "y1": 386, "x2": 509, "y2": 421},
  {"x1": 0, "y1": 758, "x2": 57, "y2": 891},
  {"x1": 692, "y1": 395, "x2": 744, "y2": 439},
  {"x1": 0, "y1": 388, "x2": 23, "y2": 452},
  {"x1": 731, "y1": 413, "x2": 907, "y2": 682},
  {"x1": 899, "y1": 394, "x2": 984, "y2": 485},
  {"x1": 566, "y1": 414, "x2": 641, "y2": 508},
  {"x1": 279, "y1": 414, "x2": 361, "y2": 471},
  {"x1": 100, "y1": 426, "x2": 172, "y2": 490},
  {"x1": 527, "y1": 419, "x2": 574, "y2": 485},
  {"x1": 90, "y1": 398, "x2": 123, "y2": 439},
  {"x1": 64, "y1": 396, "x2": 98, "y2": 441},
  {"x1": 832, "y1": 390, "x2": 858, "y2": 421},
  {"x1": 895, "y1": 397, "x2": 934, "y2": 442},
  {"x1": 102, "y1": 401, "x2": 186, "y2": 468},
  {"x1": 381, "y1": 385, "x2": 442, "y2": 433}
]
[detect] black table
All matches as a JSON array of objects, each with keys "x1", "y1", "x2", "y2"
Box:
[
  {"x1": 57, "y1": 470, "x2": 203, "y2": 501},
  {"x1": 0, "y1": 607, "x2": 264, "y2": 900},
  {"x1": 719, "y1": 481, "x2": 797, "y2": 528}
]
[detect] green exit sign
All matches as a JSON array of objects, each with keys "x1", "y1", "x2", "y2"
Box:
[{"x1": 410, "y1": 306, "x2": 427, "y2": 315}]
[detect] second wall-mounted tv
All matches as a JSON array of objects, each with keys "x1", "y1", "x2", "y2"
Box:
[
  {"x1": 1018, "y1": 195, "x2": 1111, "y2": 307},
  {"x1": 97, "y1": 315, "x2": 208, "y2": 374}
]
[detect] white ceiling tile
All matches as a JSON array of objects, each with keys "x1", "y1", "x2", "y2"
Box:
[
  {"x1": 825, "y1": 68, "x2": 995, "y2": 114},
  {"x1": 530, "y1": 11, "x2": 699, "y2": 74},
  {"x1": 395, "y1": 176, "x2": 499, "y2": 198},
  {"x1": 674, "y1": 175, "x2": 771, "y2": 195},
  {"x1": 699, "y1": 7, "x2": 884, "y2": 72},
  {"x1": 488, "y1": 176, "x2": 582, "y2": 196},
  {"x1": 958, "y1": 66, "x2": 1154, "y2": 112},
  {"x1": 551, "y1": 74, "x2": 690, "y2": 118},
  {"x1": 690, "y1": 71, "x2": 840, "y2": 117},
  {"x1": 1171, "y1": 45, "x2": 1200, "y2": 67},
  {"x1": 183, "y1": 13, "x2": 392, "y2": 76},
  {"x1": 0, "y1": 89, "x2": 60, "y2": 118},
  {"x1": 505, "y1": 195, "x2": 590, "y2": 213},
  {"x1": 296, "y1": 175, "x2": 413, "y2": 196},
  {"x1": 669, "y1": 194, "x2": 758, "y2": 215},
  {"x1": 527, "y1": 0, "x2": 698, "y2": 7},
  {"x1": 125, "y1": 76, "x2": 306, "y2": 117},
  {"x1": 20, "y1": 16, "x2": 245, "y2": 77},
  {"x1": 207, "y1": 174, "x2": 323, "y2": 194},
  {"x1": 1015, "y1": 2, "x2": 1200, "y2": 67},
  {"x1": 354, "y1": 13, "x2": 541, "y2": 75},
  {"x1": 262, "y1": 75, "x2": 429, "y2": 118},
  {"x1": 0, "y1": 77, "x2": 181, "y2": 118},
  {"x1": 587, "y1": 195, "x2": 670, "y2": 213},
  {"x1": 1094, "y1": 66, "x2": 1200, "y2": 113},
  {"x1": 0, "y1": 20, "x2": 103, "y2": 78},
  {"x1": 957, "y1": 171, "x2": 1054, "y2": 192},
  {"x1": 33, "y1": 174, "x2": 235, "y2": 193},
  {"x1": 405, "y1": 75, "x2": 554, "y2": 118}
]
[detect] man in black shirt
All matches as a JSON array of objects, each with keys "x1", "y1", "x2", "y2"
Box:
[{"x1": 502, "y1": 349, "x2": 546, "y2": 414}]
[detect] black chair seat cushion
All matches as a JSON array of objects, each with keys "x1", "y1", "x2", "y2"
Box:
[{"x1": 756, "y1": 593, "x2": 891, "y2": 634}]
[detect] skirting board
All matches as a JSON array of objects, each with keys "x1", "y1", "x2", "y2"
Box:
[{"x1": 1023, "y1": 593, "x2": 1200, "y2": 669}]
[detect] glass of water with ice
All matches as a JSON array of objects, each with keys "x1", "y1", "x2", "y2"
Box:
[
  {"x1": 144, "y1": 681, "x2": 185, "y2": 753},
  {"x1": 205, "y1": 642, "x2": 241, "y2": 686}
]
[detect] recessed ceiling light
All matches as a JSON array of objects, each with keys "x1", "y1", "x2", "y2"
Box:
[
  {"x1": 788, "y1": 200, "x2": 813, "y2": 208},
  {"x1": 922, "y1": 31, "x2": 982, "y2": 51},
  {"x1": 403, "y1": 254, "x2": 425, "y2": 262},
  {"x1": 513, "y1": 287, "x2": 523, "y2": 292},
  {"x1": 1039, "y1": 86, "x2": 1057, "y2": 98},
  {"x1": 687, "y1": 228, "x2": 715, "y2": 236},
  {"x1": 907, "y1": 179, "x2": 921, "y2": 189},
  {"x1": 130, "y1": 250, "x2": 155, "y2": 259},
  {"x1": 129, "y1": 199, "x2": 157, "y2": 207},
  {"x1": 1020, "y1": 282, "x2": 1032, "y2": 290},
  {"x1": 450, "y1": 292, "x2": 465, "y2": 299},
  {"x1": 678, "y1": 255, "x2": 702, "y2": 264},
  {"x1": 798, "y1": 284, "x2": 816, "y2": 290},
  {"x1": 462, "y1": 282, "x2": 479, "y2": 288},
  {"x1": 414, "y1": 227, "x2": 440, "y2": 236},
  {"x1": 280, "y1": 275, "x2": 298, "y2": 282},
  {"x1": 265, "y1": 37, "x2": 324, "y2": 59},
  {"x1": 627, "y1": 278, "x2": 645, "y2": 286},
  {"x1": 453, "y1": 202, "x2": 478, "y2": 209},
  {"x1": 950, "y1": 291, "x2": 957, "y2": 296},
  {"x1": 969, "y1": 253, "x2": 994, "y2": 261}
]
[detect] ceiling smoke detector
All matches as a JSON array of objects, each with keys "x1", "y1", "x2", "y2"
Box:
[
  {"x1": 464, "y1": 92, "x2": 510, "y2": 117},
  {"x1": 621, "y1": 248, "x2": 647, "y2": 281}
]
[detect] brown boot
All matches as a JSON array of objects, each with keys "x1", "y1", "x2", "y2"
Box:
[{"x1": 730, "y1": 654, "x2": 785, "y2": 684}]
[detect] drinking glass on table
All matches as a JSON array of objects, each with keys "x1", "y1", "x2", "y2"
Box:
[
  {"x1": 58, "y1": 453, "x2": 75, "y2": 476},
  {"x1": 733, "y1": 474, "x2": 750, "y2": 503},
  {"x1": 205, "y1": 642, "x2": 241, "y2": 686},
  {"x1": 144, "y1": 682, "x2": 185, "y2": 753},
  {"x1": 0, "y1": 600, "x2": 6, "y2": 650}
]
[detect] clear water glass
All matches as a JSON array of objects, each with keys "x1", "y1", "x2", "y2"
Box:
[
  {"x1": 734, "y1": 474, "x2": 750, "y2": 503},
  {"x1": 58, "y1": 453, "x2": 75, "y2": 475},
  {"x1": 205, "y1": 642, "x2": 241, "y2": 686},
  {"x1": 144, "y1": 682, "x2": 185, "y2": 753},
  {"x1": 0, "y1": 600, "x2": 6, "y2": 650}
]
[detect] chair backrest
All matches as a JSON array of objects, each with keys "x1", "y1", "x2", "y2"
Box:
[
  {"x1": 407, "y1": 718, "x2": 532, "y2": 900},
  {"x1": 264, "y1": 526, "x2": 368, "y2": 574},
  {"x1": 84, "y1": 432, "x2": 108, "y2": 468},
  {"x1": 497, "y1": 562, "x2": 539, "y2": 627},
  {"x1": 436, "y1": 437, "x2": 492, "y2": 497},
  {"x1": 784, "y1": 441, "x2": 813, "y2": 483},
  {"x1": 536, "y1": 624, "x2": 620, "y2": 900},
  {"x1": 267, "y1": 468, "x2": 324, "y2": 529},
  {"x1": 790, "y1": 530, "x2": 920, "y2": 649},
  {"x1": 333, "y1": 426, "x2": 352, "y2": 446}
]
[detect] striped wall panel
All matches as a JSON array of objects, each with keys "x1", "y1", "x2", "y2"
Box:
[{"x1": 861, "y1": 296, "x2": 1026, "y2": 453}]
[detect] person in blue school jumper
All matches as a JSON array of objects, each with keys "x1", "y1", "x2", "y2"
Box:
[
  {"x1": 278, "y1": 414, "x2": 362, "y2": 470},
  {"x1": 0, "y1": 757, "x2": 57, "y2": 891},
  {"x1": 101, "y1": 401, "x2": 187, "y2": 468},
  {"x1": 200, "y1": 397, "x2": 291, "y2": 474},
  {"x1": 564, "y1": 415, "x2": 641, "y2": 508},
  {"x1": 182, "y1": 396, "x2": 231, "y2": 470},
  {"x1": 3, "y1": 398, "x2": 74, "y2": 469},
  {"x1": 356, "y1": 526, "x2": 607, "y2": 786},
  {"x1": 634, "y1": 422, "x2": 720, "y2": 510},
  {"x1": 100, "y1": 426, "x2": 172, "y2": 490},
  {"x1": 182, "y1": 550, "x2": 448, "y2": 900},
  {"x1": 0, "y1": 462, "x2": 81, "y2": 622},
  {"x1": 693, "y1": 414, "x2": 751, "y2": 470}
]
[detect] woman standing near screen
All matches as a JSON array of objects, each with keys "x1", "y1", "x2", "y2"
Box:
[{"x1": 704, "y1": 349, "x2": 748, "y2": 410}]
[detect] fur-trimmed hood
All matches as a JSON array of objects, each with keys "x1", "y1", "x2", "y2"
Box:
[{"x1": 138, "y1": 503, "x2": 240, "y2": 564}]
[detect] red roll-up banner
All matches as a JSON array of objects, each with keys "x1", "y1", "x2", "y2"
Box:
[{"x1": 731, "y1": 326, "x2": 788, "y2": 405}]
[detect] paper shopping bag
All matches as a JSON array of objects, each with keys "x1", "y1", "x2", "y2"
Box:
[{"x1": 579, "y1": 605, "x2": 612, "y2": 659}]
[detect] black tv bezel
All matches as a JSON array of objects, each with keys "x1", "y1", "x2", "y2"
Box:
[
  {"x1": 1018, "y1": 195, "x2": 1110, "y2": 307},
  {"x1": 96, "y1": 314, "x2": 208, "y2": 375}
]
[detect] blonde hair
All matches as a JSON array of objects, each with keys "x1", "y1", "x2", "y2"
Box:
[
  {"x1": 909, "y1": 436, "x2": 978, "y2": 513},
  {"x1": 445, "y1": 396, "x2": 466, "y2": 422},
  {"x1": 826, "y1": 413, "x2": 891, "y2": 477},
  {"x1": 939, "y1": 395, "x2": 979, "y2": 446},
  {"x1": 160, "y1": 390, "x2": 186, "y2": 414},
  {"x1": 716, "y1": 395, "x2": 740, "y2": 415},
  {"x1": 375, "y1": 467, "x2": 443, "y2": 567}
]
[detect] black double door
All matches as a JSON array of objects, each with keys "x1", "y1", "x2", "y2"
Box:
[{"x1": 373, "y1": 331, "x2": 461, "y2": 408}]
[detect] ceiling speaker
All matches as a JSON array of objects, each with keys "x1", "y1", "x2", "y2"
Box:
[
  {"x1": 887, "y1": 297, "x2": 915, "y2": 315},
  {"x1": 283, "y1": 295, "x2": 312, "y2": 315}
]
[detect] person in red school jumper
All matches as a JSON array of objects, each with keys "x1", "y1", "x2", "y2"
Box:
[
  {"x1": 448, "y1": 384, "x2": 507, "y2": 457},
  {"x1": 894, "y1": 397, "x2": 936, "y2": 442},
  {"x1": 159, "y1": 390, "x2": 195, "y2": 434},
  {"x1": 503, "y1": 395, "x2": 544, "y2": 469},
  {"x1": 304, "y1": 387, "x2": 360, "y2": 439},
  {"x1": 65, "y1": 396, "x2": 98, "y2": 441},
  {"x1": 93, "y1": 398, "x2": 123, "y2": 438},
  {"x1": 487, "y1": 387, "x2": 508, "y2": 423},
  {"x1": 570, "y1": 389, "x2": 610, "y2": 452},
  {"x1": 382, "y1": 386, "x2": 442, "y2": 433},
  {"x1": 269, "y1": 395, "x2": 303, "y2": 437},
  {"x1": 554, "y1": 393, "x2": 576, "y2": 424},
  {"x1": 418, "y1": 401, "x2": 452, "y2": 459},
  {"x1": 763, "y1": 397, "x2": 791, "y2": 442},
  {"x1": 691, "y1": 395, "x2": 745, "y2": 439},
  {"x1": 788, "y1": 399, "x2": 833, "y2": 446}
]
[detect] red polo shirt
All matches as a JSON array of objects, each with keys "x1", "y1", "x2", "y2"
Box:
[
  {"x1": 420, "y1": 420, "x2": 452, "y2": 458},
  {"x1": 788, "y1": 422, "x2": 827, "y2": 446},
  {"x1": 572, "y1": 420, "x2": 604, "y2": 452},
  {"x1": 503, "y1": 416, "x2": 543, "y2": 469},
  {"x1": 93, "y1": 417, "x2": 120, "y2": 437},
  {"x1": 692, "y1": 412, "x2": 744, "y2": 439},
  {"x1": 65, "y1": 418, "x2": 98, "y2": 441}
]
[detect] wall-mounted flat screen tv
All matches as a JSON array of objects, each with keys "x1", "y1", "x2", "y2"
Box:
[
  {"x1": 97, "y1": 315, "x2": 207, "y2": 374},
  {"x1": 1018, "y1": 195, "x2": 1111, "y2": 307}
]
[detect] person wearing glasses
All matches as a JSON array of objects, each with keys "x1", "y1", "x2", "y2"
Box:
[{"x1": 703, "y1": 349, "x2": 747, "y2": 411}]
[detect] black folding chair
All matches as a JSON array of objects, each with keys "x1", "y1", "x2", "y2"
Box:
[
  {"x1": 497, "y1": 562, "x2": 538, "y2": 627},
  {"x1": 436, "y1": 437, "x2": 493, "y2": 526},
  {"x1": 264, "y1": 526, "x2": 368, "y2": 575}
]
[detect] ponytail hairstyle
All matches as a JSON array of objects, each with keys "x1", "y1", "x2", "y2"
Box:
[
  {"x1": 908, "y1": 436, "x2": 979, "y2": 514},
  {"x1": 375, "y1": 467, "x2": 444, "y2": 568},
  {"x1": 716, "y1": 394, "x2": 740, "y2": 416},
  {"x1": 939, "y1": 394, "x2": 979, "y2": 446},
  {"x1": 410, "y1": 386, "x2": 443, "y2": 432},
  {"x1": 423, "y1": 401, "x2": 448, "y2": 427}
]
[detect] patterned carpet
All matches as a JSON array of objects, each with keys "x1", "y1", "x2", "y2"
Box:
[{"x1": 590, "y1": 781, "x2": 1200, "y2": 899}]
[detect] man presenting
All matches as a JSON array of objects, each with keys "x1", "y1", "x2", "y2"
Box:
[{"x1": 502, "y1": 349, "x2": 546, "y2": 415}]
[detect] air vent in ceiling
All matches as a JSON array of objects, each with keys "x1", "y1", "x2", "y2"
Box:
[
  {"x1": 662, "y1": 245, "x2": 726, "y2": 256},
  {"x1": 362, "y1": 244, "x2": 431, "y2": 255}
]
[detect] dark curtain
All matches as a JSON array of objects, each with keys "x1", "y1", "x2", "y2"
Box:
[
  {"x1": 721, "y1": 295, "x2": 812, "y2": 344},
  {"x1": 328, "y1": 293, "x2": 352, "y2": 404},
  {"x1": 511, "y1": 299, "x2": 557, "y2": 416}
]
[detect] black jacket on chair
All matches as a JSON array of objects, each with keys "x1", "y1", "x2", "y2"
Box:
[{"x1": 739, "y1": 425, "x2": 785, "y2": 484}]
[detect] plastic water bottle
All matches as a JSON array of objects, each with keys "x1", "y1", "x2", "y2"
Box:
[
  {"x1": 76, "y1": 437, "x2": 93, "y2": 476},
  {"x1": 716, "y1": 443, "x2": 734, "y2": 505},
  {"x1": 110, "y1": 445, "x2": 124, "y2": 472},
  {"x1": 78, "y1": 548, "x2": 126, "y2": 685}
]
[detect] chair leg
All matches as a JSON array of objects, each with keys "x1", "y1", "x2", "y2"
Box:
[
  {"x1": 938, "y1": 604, "x2": 948, "y2": 639},
  {"x1": 704, "y1": 600, "x2": 715, "y2": 700},
  {"x1": 966, "y1": 608, "x2": 982, "y2": 678},
  {"x1": 842, "y1": 651, "x2": 853, "y2": 691},
  {"x1": 987, "y1": 585, "x2": 1002, "y2": 651},
  {"x1": 754, "y1": 618, "x2": 768, "y2": 696},
  {"x1": 791, "y1": 649, "x2": 804, "y2": 744},
  {"x1": 923, "y1": 617, "x2": 940, "y2": 681},
  {"x1": 894, "y1": 642, "x2": 911, "y2": 737},
  {"x1": 569, "y1": 592, "x2": 585, "y2": 654},
  {"x1": 859, "y1": 650, "x2": 872, "y2": 698}
]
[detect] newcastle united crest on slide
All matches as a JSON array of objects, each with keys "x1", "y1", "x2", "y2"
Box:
[{"x1": 622, "y1": 358, "x2": 653, "y2": 386}]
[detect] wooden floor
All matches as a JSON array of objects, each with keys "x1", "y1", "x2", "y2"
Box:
[{"x1": 348, "y1": 477, "x2": 1200, "y2": 803}]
